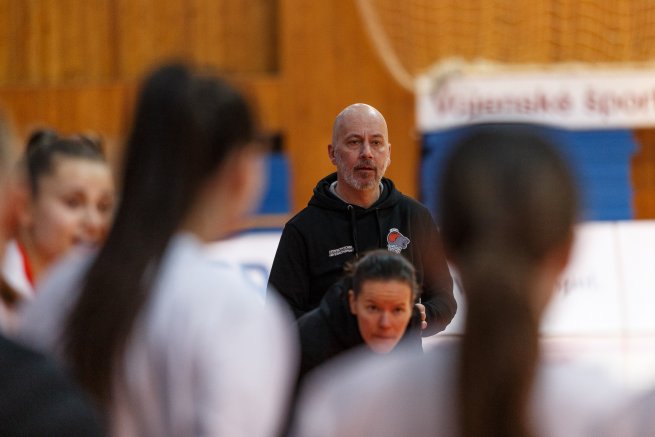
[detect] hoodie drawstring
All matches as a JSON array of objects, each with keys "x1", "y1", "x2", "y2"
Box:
[
  {"x1": 347, "y1": 205, "x2": 359, "y2": 257},
  {"x1": 375, "y1": 208, "x2": 382, "y2": 249}
]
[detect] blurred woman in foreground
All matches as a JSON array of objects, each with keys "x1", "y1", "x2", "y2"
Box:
[{"x1": 19, "y1": 64, "x2": 297, "y2": 436}]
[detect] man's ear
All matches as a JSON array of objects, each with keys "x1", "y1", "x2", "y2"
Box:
[
  {"x1": 348, "y1": 289, "x2": 357, "y2": 315},
  {"x1": 328, "y1": 144, "x2": 337, "y2": 165}
]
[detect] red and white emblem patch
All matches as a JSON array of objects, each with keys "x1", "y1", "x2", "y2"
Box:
[{"x1": 386, "y1": 228, "x2": 410, "y2": 254}]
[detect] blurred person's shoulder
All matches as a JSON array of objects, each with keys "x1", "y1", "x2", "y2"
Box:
[
  {"x1": 16, "y1": 247, "x2": 94, "y2": 355},
  {"x1": 293, "y1": 340, "x2": 459, "y2": 437},
  {"x1": 0, "y1": 333, "x2": 105, "y2": 436},
  {"x1": 151, "y1": 232, "x2": 295, "y2": 332},
  {"x1": 158, "y1": 233, "x2": 266, "y2": 303},
  {"x1": 532, "y1": 357, "x2": 632, "y2": 437}
]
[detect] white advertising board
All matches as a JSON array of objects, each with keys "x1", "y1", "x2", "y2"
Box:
[
  {"x1": 417, "y1": 68, "x2": 655, "y2": 131},
  {"x1": 541, "y1": 222, "x2": 624, "y2": 335},
  {"x1": 616, "y1": 220, "x2": 655, "y2": 334}
]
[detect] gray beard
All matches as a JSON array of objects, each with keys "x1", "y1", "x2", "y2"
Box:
[
  {"x1": 343, "y1": 171, "x2": 379, "y2": 191},
  {"x1": 335, "y1": 155, "x2": 389, "y2": 191}
]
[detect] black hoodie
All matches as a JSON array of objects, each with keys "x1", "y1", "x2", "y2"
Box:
[
  {"x1": 269, "y1": 173, "x2": 456, "y2": 336},
  {"x1": 295, "y1": 279, "x2": 363, "y2": 378}
]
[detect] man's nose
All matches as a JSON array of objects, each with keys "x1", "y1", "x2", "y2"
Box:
[{"x1": 359, "y1": 140, "x2": 374, "y2": 158}]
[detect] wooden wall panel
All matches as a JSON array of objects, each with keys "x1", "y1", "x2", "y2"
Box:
[
  {"x1": 188, "y1": 0, "x2": 278, "y2": 73},
  {"x1": 0, "y1": 0, "x2": 281, "y2": 175},
  {"x1": 186, "y1": 0, "x2": 227, "y2": 70},
  {"x1": 0, "y1": 0, "x2": 277, "y2": 85},
  {"x1": 61, "y1": 0, "x2": 115, "y2": 82},
  {"x1": 115, "y1": 0, "x2": 188, "y2": 79},
  {"x1": 0, "y1": 0, "x2": 115, "y2": 85},
  {"x1": 114, "y1": 0, "x2": 276, "y2": 80},
  {"x1": 2, "y1": 0, "x2": 44, "y2": 84},
  {"x1": 0, "y1": 85, "x2": 131, "y2": 164},
  {"x1": 632, "y1": 129, "x2": 655, "y2": 219},
  {"x1": 0, "y1": 76, "x2": 280, "y2": 168},
  {"x1": 0, "y1": 1, "x2": 11, "y2": 83},
  {"x1": 231, "y1": 76, "x2": 281, "y2": 135}
]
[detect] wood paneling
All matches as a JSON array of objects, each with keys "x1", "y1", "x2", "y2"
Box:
[
  {"x1": 0, "y1": 75, "x2": 281, "y2": 167},
  {"x1": 0, "y1": 84, "x2": 130, "y2": 165},
  {"x1": 0, "y1": 0, "x2": 277, "y2": 86},
  {"x1": 632, "y1": 129, "x2": 655, "y2": 218},
  {"x1": 0, "y1": 0, "x2": 281, "y2": 174},
  {"x1": 0, "y1": 0, "x2": 115, "y2": 85}
]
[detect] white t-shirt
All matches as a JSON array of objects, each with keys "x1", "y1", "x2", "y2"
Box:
[
  {"x1": 0, "y1": 240, "x2": 34, "y2": 333},
  {"x1": 19, "y1": 232, "x2": 298, "y2": 437},
  {"x1": 2, "y1": 240, "x2": 34, "y2": 300},
  {"x1": 292, "y1": 340, "x2": 629, "y2": 437}
]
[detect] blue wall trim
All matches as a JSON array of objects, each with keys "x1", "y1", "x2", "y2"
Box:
[{"x1": 421, "y1": 125, "x2": 637, "y2": 221}]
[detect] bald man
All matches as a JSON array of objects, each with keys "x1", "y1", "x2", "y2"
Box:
[{"x1": 268, "y1": 103, "x2": 456, "y2": 340}]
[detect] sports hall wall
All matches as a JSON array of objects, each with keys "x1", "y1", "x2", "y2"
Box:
[
  {"x1": 2, "y1": 0, "x2": 655, "y2": 220},
  {"x1": 0, "y1": 0, "x2": 416, "y2": 226}
]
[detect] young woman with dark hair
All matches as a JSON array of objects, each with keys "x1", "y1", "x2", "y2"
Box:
[
  {"x1": 0, "y1": 112, "x2": 105, "y2": 436},
  {"x1": 19, "y1": 64, "x2": 297, "y2": 436},
  {"x1": 0, "y1": 129, "x2": 114, "y2": 330},
  {"x1": 292, "y1": 125, "x2": 627, "y2": 437},
  {"x1": 297, "y1": 249, "x2": 419, "y2": 377}
]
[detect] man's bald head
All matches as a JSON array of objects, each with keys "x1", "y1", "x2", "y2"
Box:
[
  {"x1": 328, "y1": 103, "x2": 391, "y2": 197},
  {"x1": 332, "y1": 103, "x2": 388, "y2": 145}
]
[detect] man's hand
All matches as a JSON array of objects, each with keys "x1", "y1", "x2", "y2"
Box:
[{"x1": 415, "y1": 302, "x2": 427, "y2": 330}]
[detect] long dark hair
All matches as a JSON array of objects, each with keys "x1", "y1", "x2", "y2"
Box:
[
  {"x1": 63, "y1": 63, "x2": 256, "y2": 405},
  {"x1": 438, "y1": 125, "x2": 578, "y2": 437}
]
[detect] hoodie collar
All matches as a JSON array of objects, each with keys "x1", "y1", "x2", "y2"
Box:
[{"x1": 309, "y1": 172, "x2": 400, "y2": 212}]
